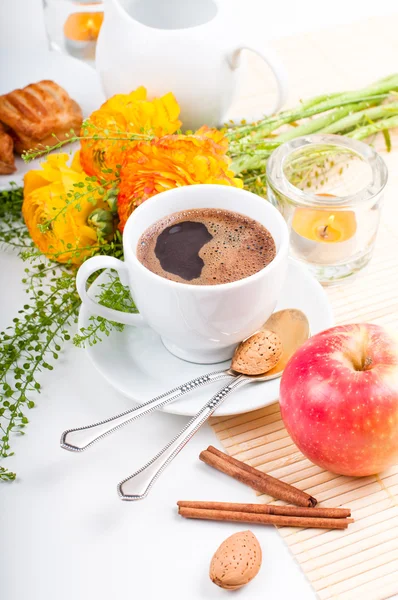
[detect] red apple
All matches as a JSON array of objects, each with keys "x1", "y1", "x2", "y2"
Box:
[{"x1": 279, "y1": 323, "x2": 398, "y2": 476}]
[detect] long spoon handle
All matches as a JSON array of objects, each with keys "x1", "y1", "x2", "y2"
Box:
[
  {"x1": 117, "y1": 375, "x2": 248, "y2": 501},
  {"x1": 60, "y1": 370, "x2": 231, "y2": 452}
]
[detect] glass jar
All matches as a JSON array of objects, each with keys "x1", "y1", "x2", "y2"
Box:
[
  {"x1": 266, "y1": 134, "x2": 388, "y2": 285},
  {"x1": 43, "y1": 0, "x2": 104, "y2": 64}
]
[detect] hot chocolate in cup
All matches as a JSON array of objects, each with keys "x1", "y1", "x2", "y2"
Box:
[{"x1": 77, "y1": 184, "x2": 289, "y2": 364}]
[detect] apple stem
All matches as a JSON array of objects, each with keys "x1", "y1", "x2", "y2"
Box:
[
  {"x1": 352, "y1": 354, "x2": 373, "y2": 371},
  {"x1": 350, "y1": 353, "x2": 373, "y2": 371}
]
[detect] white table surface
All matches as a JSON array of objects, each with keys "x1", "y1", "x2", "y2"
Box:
[
  {"x1": 0, "y1": 252, "x2": 316, "y2": 600},
  {"x1": 1, "y1": 2, "x2": 398, "y2": 599}
]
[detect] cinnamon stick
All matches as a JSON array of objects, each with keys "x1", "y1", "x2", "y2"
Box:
[
  {"x1": 177, "y1": 501, "x2": 351, "y2": 519},
  {"x1": 200, "y1": 446, "x2": 317, "y2": 508},
  {"x1": 178, "y1": 506, "x2": 353, "y2": 530}
]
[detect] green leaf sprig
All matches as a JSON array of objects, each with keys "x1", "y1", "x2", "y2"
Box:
[
  {"x1": 22, "y1": 121, "x2": 155, "y2": 162},
  {"x1": 0, "y1": 187, "x2": 125, "y2": 481}
]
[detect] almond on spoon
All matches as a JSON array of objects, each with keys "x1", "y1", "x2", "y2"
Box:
[{"x1": 231, "y1": 329, "x2": 283, "y2": 375}]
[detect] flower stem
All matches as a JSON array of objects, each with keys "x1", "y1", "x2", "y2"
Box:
[
  {"x1": 227, "y1": 74, "x2": 398, "y2": 143},
  {"x1": 322, "y1": 102, "x2": 398, "y2": 134},
  {"x1": 274, "y1": 100, "x2": 381, "y2": 142},
  {"x1": 348, "y1": 114, "x2": 398, "y2": 140}
]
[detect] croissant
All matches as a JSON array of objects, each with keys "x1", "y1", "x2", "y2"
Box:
[
  {"x1": 0, "y1": 123, "x2": 16, "y2": 174},
  {"x1": 0, "y1": 80, "x2": 83, "y2": 154}
]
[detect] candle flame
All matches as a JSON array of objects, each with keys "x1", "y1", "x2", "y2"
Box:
[
  {"x1": 328, "y1": 214, "x2": 335, "y2": 225},
  {"x1": 64, "y1": 12, "x2": 103, "y2": 41},
  {"x1": 87, "y1": 18, "x2": 95, "y2": 37}
]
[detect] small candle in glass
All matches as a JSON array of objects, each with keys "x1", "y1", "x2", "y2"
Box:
[
  {"x1": 291, "y1": 207, "x2": 357, "y2": 264},
  {"x1": 43, "y1": 0, "x2": 104, "y2": 63},
  {"x1": 64, "y1": 10, "x2": 103, "y2": 60},
  {"x1": 266, "y1": 134, "x2": 388, "y2": 284}
]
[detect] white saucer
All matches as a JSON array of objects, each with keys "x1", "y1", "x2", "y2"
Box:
[
  {"x1": 78, "y1": 259, "x2": 334, "y2": 417},
  {"x1": 0, "y1": 50, "x2": 105, "y2": 190}
]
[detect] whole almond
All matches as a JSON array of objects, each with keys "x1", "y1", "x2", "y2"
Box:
[
  {"x1": 209, "y1": 530, "x2": 262, "y2": 590},
  {"x1": 231, "y1": 329, "x2": 282, "y2": 375}
]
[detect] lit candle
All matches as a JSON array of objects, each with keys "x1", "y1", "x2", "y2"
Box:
[
  {"x1": 64, "y1": 11, "x2": 104, "y2": 61},
  {"x1": 291, "y1": 208, "x2": 357, "y2": 265}
]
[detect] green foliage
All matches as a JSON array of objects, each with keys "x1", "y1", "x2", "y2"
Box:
[
  {"x1": 0, "y1": 232, "x2": 80, "y2": 481},
  {"x1": 0, "y1": 187, "x2": 126, "y2": 481},
  {"x1": 0, "y1": 186, "x2": 32, "y2": 249},
  {"x1": 73, "y1": 271, "x2": 137, "y2": 347},
  {"x1": 228, "y1": 74, "x2": 398, "y2": 180}
]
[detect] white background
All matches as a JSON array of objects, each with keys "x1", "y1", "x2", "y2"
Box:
[
  {"x1": 1, "y1": 1, "x2": 398, "y2": 599},
  {"x1": 2, "y1": 0, "x2": 398, "y2": 51}
]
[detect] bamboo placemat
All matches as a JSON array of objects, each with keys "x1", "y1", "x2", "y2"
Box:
[{"x1": 213, "y1": 16, "x2": 398, "y2": 600}]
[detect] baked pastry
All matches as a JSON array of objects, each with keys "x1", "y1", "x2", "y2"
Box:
[
  {"x1": 0, "y1": 123, "x2": 16, "y2": 174},
  {"x1": 0, "y1": 80, "x2": 82, "y2": 154}
]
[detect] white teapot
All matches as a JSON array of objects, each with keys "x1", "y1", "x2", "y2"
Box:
[{"x1": 96, "y1": 0, "x2": 288, "y2": 130}]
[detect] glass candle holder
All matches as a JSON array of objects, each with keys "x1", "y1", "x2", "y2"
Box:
[
  {"x1": 266, "y1": 134, "x2": 388, "y2": 285},
  {"x1": 43, "y1": 0, "x2": 104, "y2": 64}
]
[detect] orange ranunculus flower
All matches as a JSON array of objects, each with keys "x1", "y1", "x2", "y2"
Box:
[
  {"x1": 23, "y1": 152, "x2": 115, "y2": 265},
  {"x1": 80, "y1": 87, "x2": 182, "y2": 179},
  {"x1": 117, "y1": 127, "x2": 243, "y2": 230}
]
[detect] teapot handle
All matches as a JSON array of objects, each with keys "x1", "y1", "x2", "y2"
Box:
[{"x1": 226, "y1": 44, "x2": 288, "y2": 120}]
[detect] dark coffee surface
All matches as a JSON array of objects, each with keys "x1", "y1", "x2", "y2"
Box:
[
  {"x1": 154, "y1": 221, "x2": 213, "y2": 280},
  {"x1": 137, "y1": 208, "x2": 276, "y2": 285}
]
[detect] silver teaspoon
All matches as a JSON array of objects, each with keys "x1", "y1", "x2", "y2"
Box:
[
  {"x1": 60, "y1": 309, "x2": 308, "y2": 452},
  {"x1": 117, "y1": 311, "x2": 310, "y2": 500}
]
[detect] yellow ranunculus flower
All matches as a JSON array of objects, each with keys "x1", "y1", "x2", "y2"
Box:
[
  {"x1": 80, "y1": 87, "x2": 182, "y2": 179},
  {"x1": 23, "y1": 152, "x2": 114, "y2": 265}
]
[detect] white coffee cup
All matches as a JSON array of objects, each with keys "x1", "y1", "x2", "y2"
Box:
[{"x1": 77, "y1": 184, "x2": 289, "y2": 364}]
